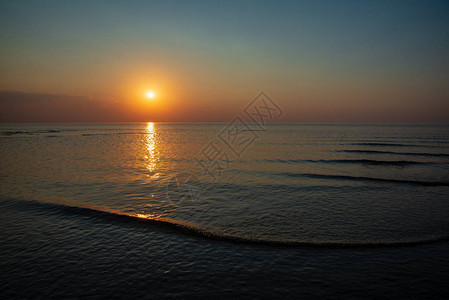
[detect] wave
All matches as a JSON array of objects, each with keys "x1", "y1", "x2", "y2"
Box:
[
  {"x1": 352, "y1": 138, "x2": 449, "y2": 143},
  {"x1": 276, "y1": 172, "x2": 449, "y2": 186},
  {"x1": 268, "y1": 159, "x2": 428, "y2": 166},
  {"x1": 82, "y1": 133, "x2": 109, "y2": 136},
  {"x1": 351, "y1": 142, "x2": 435, "y2": 148},
  {"x1": 14, "y1": 198, "x2": 449, "y2": 249},
  {"x1": 0, "y1": 129, "x2": 69, "y2": 136},
  {"x1": 337, "y1": 150, "x2": 449, "y2": 158},
  {"x1": 1, "y1": 129, "x2": 61, "y2": 136},
  {"x1": 1, "y1": 131, "x2": 145, "y2": 137}
]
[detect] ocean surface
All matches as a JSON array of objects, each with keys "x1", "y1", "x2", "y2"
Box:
[{"x1": 1, "y1": 123, "x2": 449, "y2": 298}]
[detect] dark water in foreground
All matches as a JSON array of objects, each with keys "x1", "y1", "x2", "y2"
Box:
[{"x1": 1, "y1": 123, "x2": 449, "y2": 298}]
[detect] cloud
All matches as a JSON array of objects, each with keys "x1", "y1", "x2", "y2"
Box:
[{"x1": 0, "y1": 90, "x2": 123, "y2": 123}]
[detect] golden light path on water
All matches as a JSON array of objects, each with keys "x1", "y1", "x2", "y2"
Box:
[
  {"x1": 139, "y1": 122, "x2": 162, "y2": 216},
  {"x1": 144, "y1": 122, "x2": 158, "y2": 177}
]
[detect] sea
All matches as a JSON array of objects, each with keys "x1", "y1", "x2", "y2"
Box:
[{"x1": 1, "y1": 123, "x2": 449, "y2": 298}]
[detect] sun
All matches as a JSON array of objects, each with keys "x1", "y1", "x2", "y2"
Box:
[{"x1": 146, "y1": 91, "x2": 155, "y2": 99}]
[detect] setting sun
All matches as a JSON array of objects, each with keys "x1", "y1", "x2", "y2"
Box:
[{"x1": 147, "y1": 91, "x2": 155, "y2": 99}]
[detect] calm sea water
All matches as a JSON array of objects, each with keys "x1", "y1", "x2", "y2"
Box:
[{"x1": 1, "y1": 123, "x2": 449, "y2": 298}]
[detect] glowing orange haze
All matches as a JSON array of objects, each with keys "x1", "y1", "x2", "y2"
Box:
[
  {"x1": 1, "y1": 56, "x2": 448, "y2": 123},
  {"x1": 1, "y1": 41, "x2": 448, "y2": 123},
  {"x1": 1, "y1": 82, "x2": 449, "y2": 123}
]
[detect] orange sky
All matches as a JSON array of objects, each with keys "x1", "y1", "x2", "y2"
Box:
[{"x1": 1, "y1": 1, "x2": 448, "y2": 123}]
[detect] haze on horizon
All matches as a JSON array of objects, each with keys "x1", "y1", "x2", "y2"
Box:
[{"x1": 1, "y1": 0, "x2": 448, "y2": 123}]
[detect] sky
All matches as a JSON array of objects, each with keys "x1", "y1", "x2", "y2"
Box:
[{"x1": 0, "y1": 0, "x2": 448, "y2": 123}]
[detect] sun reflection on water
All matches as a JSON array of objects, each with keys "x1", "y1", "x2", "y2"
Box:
[
  {"x1": 136, "y1": 213, "x2": 158, "y2": 219},
  {"x1": 145, "y1": 122, "x2": 158, "y2": 177}
]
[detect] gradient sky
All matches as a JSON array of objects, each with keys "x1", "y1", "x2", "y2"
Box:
[{"x1": 1, "y1": 0, "x2": 448, "y2": 123}]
